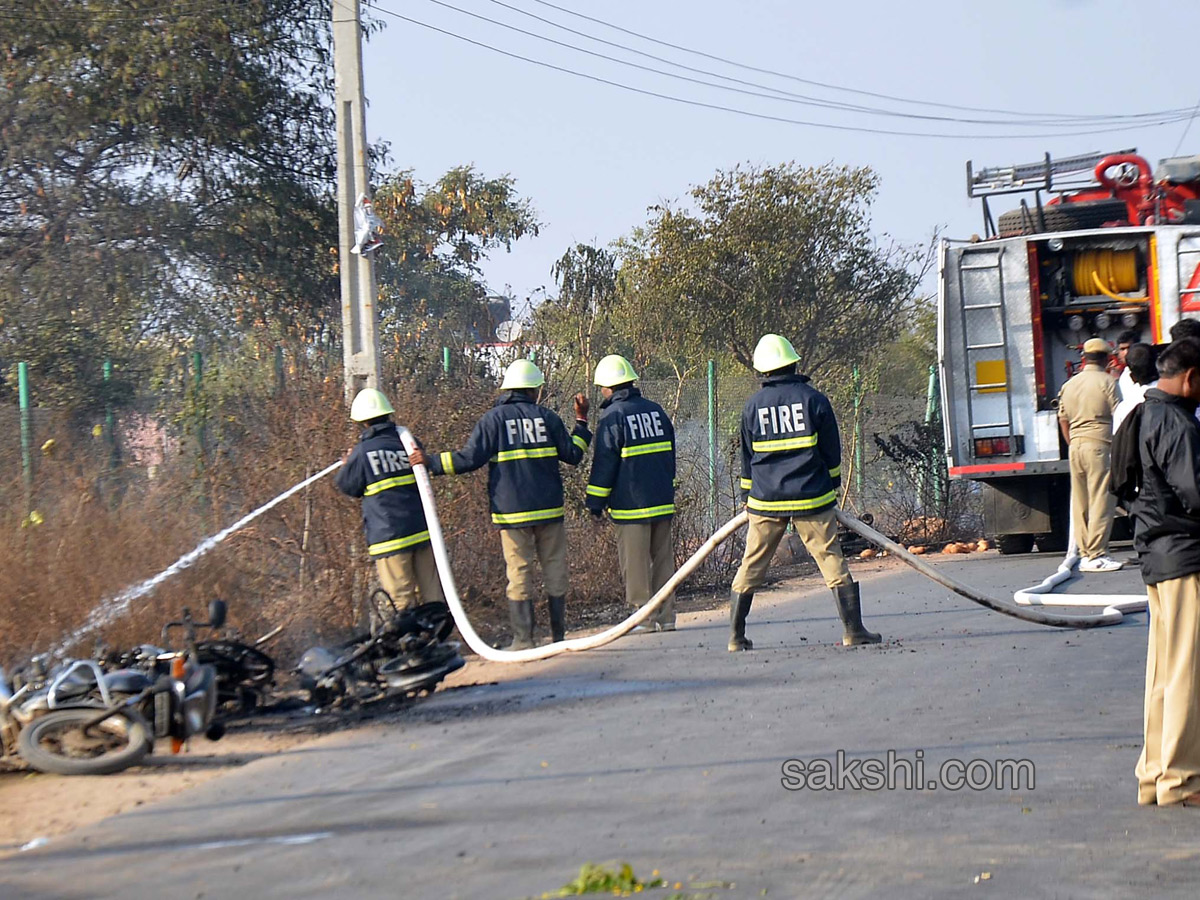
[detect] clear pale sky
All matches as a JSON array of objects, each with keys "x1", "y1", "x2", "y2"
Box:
[{"x1": 360, "y1": 0, "x2": 1200, "y2": 305}]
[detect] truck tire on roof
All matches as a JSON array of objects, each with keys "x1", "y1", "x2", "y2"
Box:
[{"x1": 997, "y1": 198, "x2": 1129, "y2": 237}]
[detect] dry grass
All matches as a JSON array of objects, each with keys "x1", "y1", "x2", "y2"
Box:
[{"x1": 0, "y1": 366, "x2": 666, "y2": 669}]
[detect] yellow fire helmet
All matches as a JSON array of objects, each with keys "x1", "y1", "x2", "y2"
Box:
[
  {"x1": 500, "y1": 358, "x2": 545, "y2": 391},
  {"x1": 349, "y1": 387, "x2": 396, "y2": 422},
  {"x1": 752, "y1": 333, "x2": 801, "y2": 374},
  {"x1": 593, "y1": 354, "x2": 639, "y2": 388}
]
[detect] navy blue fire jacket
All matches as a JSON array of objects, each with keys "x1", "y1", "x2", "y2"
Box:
[
  {"x1": 585, "y1": 387, "x2": 676, "y2": 522},
  {"x1": 739, "y1": 373, "x2": 842, "y2": 517},
  {"x1": 335, "y1": 421, "x2": 430, "y2": 557},
  {"x1": 429, "y1": 392, "x2": 591, "y2": 528}
]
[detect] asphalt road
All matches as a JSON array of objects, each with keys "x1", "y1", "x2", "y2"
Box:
[{"x1": 5, "y1": 551, "x2": 1197, "y2": 900}]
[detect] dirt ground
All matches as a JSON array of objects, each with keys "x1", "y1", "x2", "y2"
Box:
[{"x1": 0, "y1": 554, "x2": 900, "y2": 853}]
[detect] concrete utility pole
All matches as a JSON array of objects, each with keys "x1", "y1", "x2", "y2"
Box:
[{"x1": 333, "y1": 0, "x2": 381, "y2": 403}]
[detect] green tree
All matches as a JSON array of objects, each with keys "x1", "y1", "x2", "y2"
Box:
[
  {"x1": 617, "y1": 162, "x2": 925, "y2": 377},
  {"x1": 371, "y1": 166, "x2": 540, "y2": 372},
  {"x1": 528, "y1": 243, "x2": 619, "y2": 386},
  {"x1": 0, "y1": 0, "x2": 347, "y2": 414}
]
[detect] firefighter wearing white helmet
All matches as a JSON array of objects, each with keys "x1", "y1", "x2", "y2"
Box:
[
  {"x1": 335, "y1": 388, "x2": 443, "y2": 609},
  {"x1": 728, "y1": 334, "x2": 881, "y2": 651},
  {"x1": 428, "y1": 359, "x2": 592, "y2": 649},
  {"x1": 586, "y1": 354, "x2": 678, "y2": 632}
]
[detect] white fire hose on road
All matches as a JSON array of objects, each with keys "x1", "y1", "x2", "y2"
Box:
[
  {"x1": 396, "y1": 427, "x2": 1139, "y2": 661},
  {"x1": 1011, "y1": 522, "x2": 1147, "y2": 620},
  {"x1": 398, "y1": 427, "x2": 749, "y2": 662}
]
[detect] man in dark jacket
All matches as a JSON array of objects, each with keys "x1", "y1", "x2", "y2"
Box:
[
  {"x1": 1129, "y1": 337, "x2": 1200, "y2": 807},
  {"x1": 586, "y1": 354, "x2": 677, "y2": 632},
  {"x1": 429, "y1": 359, "x2": 591, "y2": 649},
  {"x1": 336, "y1": 388, "x2": 442, "y2": 609},
  {"x1": 728, "y1": 334, "x2": 881, "y2": 652}
]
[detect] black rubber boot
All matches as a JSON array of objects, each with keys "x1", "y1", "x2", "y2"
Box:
[
  {"x1": 504, "y1": 600, "x2": 535, "y2": 651},
  {"x1": 834, "y1": 582, "x2": 881, "y2": 646},
  {"x1": 728, "y1": 590, "x2": 754, "y2": 652},
  {"x1": 548, "y1": 595, "x2": 566, "y2": 643}
]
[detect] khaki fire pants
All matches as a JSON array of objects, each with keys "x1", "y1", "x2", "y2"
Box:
[
  {"x1": 615, "y1": 518, "x2": 675, "y2": 626},
  {"x1": 1136, "y1": 573, "x2": 1200, "y2": 805},
  {"x1": 375, "y1": 542, "x2": 444, "y2": 609},
  {"x1": 732, "y1": 508, "x2": 852, "y2": 594},
  {"x1": 1068, "y1": 438, "x2": 1115, "y2": 560},
  {"x1": 499, "y1": 521, "x2": 569, "y2": 602}
]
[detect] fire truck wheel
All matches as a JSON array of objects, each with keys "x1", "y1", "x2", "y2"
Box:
[
  {"x1": 995, "y1": 533, "x2": 1036, "y2": 555},
  {"x1": 996, "y1": 199, "x2": 1129, "y2": 237}
]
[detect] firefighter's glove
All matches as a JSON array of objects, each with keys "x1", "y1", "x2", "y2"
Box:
[{"x1": 573, "y1": 393, "x2": 590, "y2": 421}]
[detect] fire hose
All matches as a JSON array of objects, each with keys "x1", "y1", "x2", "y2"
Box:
[{"x1": 394, "y1": 428, "x2": 1139, "y2": 664}]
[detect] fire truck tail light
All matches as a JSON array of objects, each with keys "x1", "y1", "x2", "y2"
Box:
[{"x1": 974, "y1": 435, "x2": 1025, "y2": 457}]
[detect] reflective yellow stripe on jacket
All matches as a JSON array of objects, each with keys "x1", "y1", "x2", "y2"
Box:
[
  {"x1": 609, "y1": 503, "x2": 676, "y2": 521},
  {"x1": 572, "y1": 434, "x2": 588, "y2": 452},
  {"x1": 620, "y1": 440, "x2": 673, "y2": 458},
  {"x1": 491, "y1": 506, "x2": 565, "y2": 526},
  {"x1": 492, "y1": 447, "x2": 559, "y2": 463},
  {"x1": 363, "y1": 474, "x2": 416, "y2": 496},
  {"x1": 439, "y1": 451, "x2": 455, "y2": 475},
  {"x1": 368, "y1": 530, "x2": 431, "y2": 556},
  {"x1": 746, "y1": 491, "x2": 837, "y2": 514},
  {"x1": 750, "y1": 435, "x2": 818, "y2": 453},
  {"x1": 586, "y1": 484, "x2": 612, "y2": 498}
]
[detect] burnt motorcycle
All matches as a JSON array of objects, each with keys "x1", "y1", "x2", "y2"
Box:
[
  {"x1": 4, "y1": 601, "x2": 228, "y2": 775},
  {"x1": 297, "y1": 593, "x2": 464, "y2": 708}
]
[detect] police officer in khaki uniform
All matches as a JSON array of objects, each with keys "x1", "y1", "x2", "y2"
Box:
[
  {"x1": 585, "y1": 355, "x2": 678, "y2": 632},
  {"x1": 1057, "y1": 337, "x2": 1122, "y2": 572},
  {"x1": 336, "y1": 388, "x2": 443, "y2": 609},
  {"x1": 429, "y1": 360, "x2": 591, "y2": 649},
  {"x1": 728, "y1": 334, "x2": 881, "y2": 651}
]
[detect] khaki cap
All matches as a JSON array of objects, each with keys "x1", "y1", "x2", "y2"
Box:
[{"x1": 1082, "y1": 338, "x2": 1110, "y2": 354}]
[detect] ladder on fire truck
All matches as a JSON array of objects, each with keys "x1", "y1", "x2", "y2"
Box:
[{"x1": 956, "y1": 245, "x2": 1019, "y2": 458}]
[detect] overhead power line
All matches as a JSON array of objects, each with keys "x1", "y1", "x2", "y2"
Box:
[
  {"x1": 520, "y1": 0, "x2": 1196, "y2": 125},
  {"x1": 477, "y1": 0, "x2": 1188, "y2": 128},
  {"x1": 399, "y1": 0, "x2": 1190, "y2": 132},
  {"x1": 367, "y1": 3, "x2": 1190, "y2": 140}
]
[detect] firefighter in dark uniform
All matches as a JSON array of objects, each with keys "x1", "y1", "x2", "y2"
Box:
[
  {"x1": 336, "y1": 388, "x2": 443, "y2": 609},
  {"x1": 728, "y1": 334, "x2": 882, "y2": 651},
  {"x1": 428, "y1": 359, "x2": 591, "y2": 650},
  {"x1": 586, "y1": 355, "x2": 678, "y2": 632}
]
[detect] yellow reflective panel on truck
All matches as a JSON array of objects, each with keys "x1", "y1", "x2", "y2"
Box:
[{"x1": 974, "y1": 359, "x2": 1007, "y2": 394}]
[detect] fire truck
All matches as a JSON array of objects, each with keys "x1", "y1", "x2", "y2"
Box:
[{"x1": 938, "y1": 149, "x2": 1200, "y2": 553}]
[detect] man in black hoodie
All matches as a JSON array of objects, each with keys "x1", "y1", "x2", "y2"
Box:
[{"x1": 1129, "y1": 337, "x2": 1200, "y2": 807}]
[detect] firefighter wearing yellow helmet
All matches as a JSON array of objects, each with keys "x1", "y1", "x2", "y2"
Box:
[
  {"x1": 336, "y1": 388, "x2": 443, "y2": 609},
  {"x1": 428, "y1": 359, "x2": 592, "y2": 649},
  {"x1": 728, "y1": 335, "x2": 882, "y2": 651},
  {"x1": 586, "y1": 354, "x2": 678, "y2": 631}
]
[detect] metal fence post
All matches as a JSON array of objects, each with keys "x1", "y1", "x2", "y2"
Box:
[
  {"x1": 275, "y1": 345, "x2": 285, "y2": 394},
  {"x1": 707, "y1": 359, "x2": 717, "y2": 532},
  {"x1": 193, "y1": 350, "x2": 205, "y2": 458},
  {"x1": 18, "y1": 361, "x2": 33, "y2": 496},
  {"x1": 443, "y1": 346, "x2": 451, "y2": 376},
  {"x1": 103, "y1": 359, "x2": 118, "y2": 467},
  {"x1": 925, "y1": 365, "x2": 944, "y2": 506},
  {"x1": 852, "y1": 366, "x2": 864, "y2": 499}
]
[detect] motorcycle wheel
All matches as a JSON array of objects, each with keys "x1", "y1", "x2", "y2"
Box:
[{"x1": 18, "y1": 707, "x2": 151, "y2": 776}]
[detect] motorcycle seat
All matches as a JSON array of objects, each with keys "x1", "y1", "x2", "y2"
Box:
[{"x1": 102, "y1": 669, "x2": 155, "y2": 693}]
